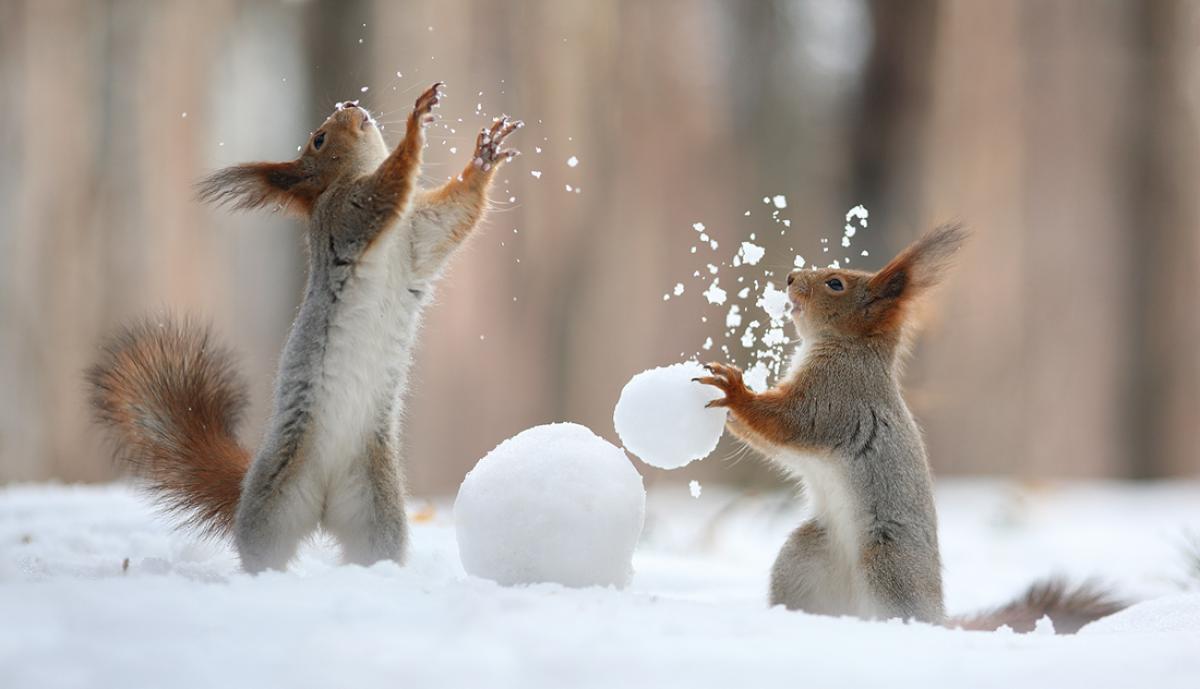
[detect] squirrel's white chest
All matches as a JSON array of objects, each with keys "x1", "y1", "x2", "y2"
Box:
[{"x1": 309, "y1": 240, "x2": 422, "y2": 471}]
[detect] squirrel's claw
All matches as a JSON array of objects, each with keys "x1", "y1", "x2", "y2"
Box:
[
  {"x1": 473, "y1": 114, "x2": 522, "y2": 170},
  {"x1": 411, "y1": 82, "x2": 445, "y2": 129}
]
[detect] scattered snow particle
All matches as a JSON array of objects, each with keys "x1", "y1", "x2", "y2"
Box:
[
  {"x1": 745, "y1": 362, "x2": 770, "y2": 393},
  {"x1": 360, "y1": 86, "x2": 369, "y2": 93},
  {"x1": 180, "y1": 112, "x2": 187, "y2": 118},
  {"x1": 703, "y1": 280, "x2": 727, "y2": 305},
  {"x1": 794, "y1": 255, "x2": 806, "y2": 269},
  {"x1": 772, "y1": 195, "x2": 788, "y2": 209},
  {"x1": 565, "y1": 184, "x2": 573, "y2": 192},
  {"x1": 725, "y1": 305, "x2": 743, "y2": 329},
  {"x1": 673, "y1": 283, "x2": 685, "y2": 297},
  {"x1": 692, "y1": 222, "x2": 706, "y2": 233},
  {"x1": 701, "y1": 337, "x2": 713, "y2": 350},
  {"x1": 531, "y1": 170, "x2": 542, "y2": 179},
  {"x1": 689, "y1": 480, "x2": 702, "y2": 498},
  {"x1": 567, "y1": 155, "x2": 579, "y2": 168},
  {"x1": 739, "y1": 242, "x2": 766, "y2": 266}
]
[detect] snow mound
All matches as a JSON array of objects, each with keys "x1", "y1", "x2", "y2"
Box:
[
  {"x1": 613, "y1": 361, "x2": 727, "y2": 470},
  {"x1": 454, "y1": 423, "x2": 645, "y2": 588},
  {"x1": 1080, "y1": 593, "x2": 1200, "y2": 635}
]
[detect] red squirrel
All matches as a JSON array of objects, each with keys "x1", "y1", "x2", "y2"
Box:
[
  {"x1": 698, "y1": 224, "x2": 1124, "y2": 632},
  {"x1": 88, "y1": 83, "x2": 522, "y2": 572}
]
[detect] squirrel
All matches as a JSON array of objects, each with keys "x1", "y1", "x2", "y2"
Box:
[
  {"x1": 696, "y1": 224, "x2": 1124, "y2": 633},
  {"x1": 88, "y1": 83, "x2": 522, "y2": 573}
]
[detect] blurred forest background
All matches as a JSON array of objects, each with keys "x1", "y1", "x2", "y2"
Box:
[{"x1": 1, "y1": 0, "x2": 1198, "y2": 494}]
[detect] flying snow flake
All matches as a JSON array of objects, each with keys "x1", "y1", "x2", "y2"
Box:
[
  {"x1": 772, "y1": 195, "x2": 788, "y2": 209},
  {"x1": 725, "y1": 305, "x2": 742, "y2": 329},
  {"x1": 794, "y1": 256, "x2": 806, "y2": 269},
  {"x1": 673, "y1": 283, "x2": 685, "y2": 297},
  {"x1": 744, "y1": 362, "x2": 770, "y2": 393},
  {"x1": 692, "y1": 222, "x2": 706, "y2": 233},
  {"x1": 701, "y1": 337, "x2": 713, "y2": 351},
  {"x1": 739, "y1": 242, "x2": 766, "y2": 266},
  {"x1": 531, "y1": 170, "x2": 542, "y2": 179},
  {"x1": 689, "y1": 480, "x2": 702, "y2": 498},
  {"x1": 703, "y1": 280, "x2": 727, "y2": 306},
  {"x1": 757, "y1": 282, "x2": 790, "y2": 320},
  {"x1": 360, "y1": 86, "x2": 370, "y2": 93},
  {"x1": 567, "y1": 155, "x2": 579, "y2": 168}
]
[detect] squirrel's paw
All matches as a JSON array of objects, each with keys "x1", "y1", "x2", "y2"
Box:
[
  {"x1": 693, "y1": 362, "x2": 749, "y2": 408},
  {"x1": 411, "y1": 82, "x2": 445, "y2": 128},
  {"x1": 473, "y1": 115, "x2": 523, "y2": 172}
]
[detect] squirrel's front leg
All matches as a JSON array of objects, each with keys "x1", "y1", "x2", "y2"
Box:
[
  {"x1": 409, "y1": 116, "x2": 522, "y2": 275},
  {"x1": 363, "y1": 82, "x2": 444, "y2": 216},
  {"x1": 695, "y1": 363, "x2": 798, "y2": 452}
]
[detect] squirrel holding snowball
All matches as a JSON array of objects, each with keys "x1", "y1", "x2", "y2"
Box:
[
  {"x1": 697, "y1": 224, "x2": 1123, "y2": 632},
  {"x1": 88, "y1": 83, "x2": 522, "y2": 572}
]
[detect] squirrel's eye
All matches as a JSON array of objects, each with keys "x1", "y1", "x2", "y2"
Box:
[
  {"x1": 825, "y1": 278, "x2": 844, "y2": 292},
  {"x1": 312, "y1": 131, "x2": 326, "y2": 151}
]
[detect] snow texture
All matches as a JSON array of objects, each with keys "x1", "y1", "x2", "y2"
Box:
[
  {"x1": 614, "y1": 362, "x2": 728, "y2": 470},
  {"x1": 455, "y1": 423, "x2": 645, "y2": 588},
  {"x1": 1, "y1": 481, "x2": 1199, "y2": 688}
]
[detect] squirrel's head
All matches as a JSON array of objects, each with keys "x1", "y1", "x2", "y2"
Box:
[
  {"x1": 197, "y1": 101, "x2": 388, "y2": 216},
  {"x1": 786, "y1": 224, "x2": 967, "y2": 344}
]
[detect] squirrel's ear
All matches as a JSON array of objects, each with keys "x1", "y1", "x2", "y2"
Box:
[
  {"x1": 867, "y1": 223, "x2": 968, "y2": 304},
  {"x1": 197, "y1": 161, "x2": 315, "y2": 215}
]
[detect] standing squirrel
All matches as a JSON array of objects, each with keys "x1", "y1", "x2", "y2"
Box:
[
  {"x1": 697, "y1": 224, "x2": 1123, "y2": 632},
  {"x1": 88, "y1": 83, "x2": 522, "y2": 572}
]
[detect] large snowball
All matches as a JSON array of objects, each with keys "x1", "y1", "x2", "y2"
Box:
[
  {"x1": 613, "y1": 361, "x2": 728, "y2": 470},
  {"x1": 454, "y1": 423, "x2": 646, "y2": 588}
]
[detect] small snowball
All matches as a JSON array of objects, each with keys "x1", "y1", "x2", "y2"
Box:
[
  {"x1": 614, "y1": 362, "x2": 728, "y2": 470},
  {"x1": 689, "y1": 480, "x2": 702, "y2": 498},
  {"x1": 455, "y1": 423, "x2": 645, "y2": 588},
  {"x1": 673, "y1": 283, "x2": 685, "y2": 296},
  {"x1": 567, "y1": 155, "x2": 579, "y2": 168},
  {"x1": 772, "y1": 195, "x2": 788, "y2": 209}
]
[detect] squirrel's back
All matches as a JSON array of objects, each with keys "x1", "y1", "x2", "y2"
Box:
[{"x1": 87, "y1": 315, "x2": 250, "y2": 536}]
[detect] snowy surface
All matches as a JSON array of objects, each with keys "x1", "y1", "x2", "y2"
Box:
[
  {"x1": 2, "y1": 480, "x2": 1200, "y2": 689},
  {"x1": 455, "y1": 423, "x2": 644, "y2": 587},
  {"x1": 613, "y1": 362, "x2": 727, "y2": 470}
]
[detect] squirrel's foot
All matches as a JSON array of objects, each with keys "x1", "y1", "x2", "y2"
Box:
[
  {"x1": 410, "y1": 82, "x2": 445, "y2": 129},
  {"x1": 472, "y1": 115, "x2": 523, "y2": 172},
  {"x1": 693, "y1": 362, "x2": 749, "y2": 409}
]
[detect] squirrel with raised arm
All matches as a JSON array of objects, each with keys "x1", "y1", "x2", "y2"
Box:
[
  {"x1": 88, "y1": 83, "x2": 522, "y2": 573},
  {"x1": 697, "y1": 224, "x2": 1124, "y2": 632}
]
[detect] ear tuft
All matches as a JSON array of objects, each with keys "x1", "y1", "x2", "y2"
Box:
[
  {"x1": 196, "y1": 161, "x2": 314, "y2": 215},
  {"x1": 868, "y1": 222, "x2": 968, "y2": 299}
]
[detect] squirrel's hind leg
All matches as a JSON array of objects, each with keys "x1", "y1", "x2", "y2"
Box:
[
  {"x1": 769, "y1": 521, "x2": 860, "y2": 616},
  {"x1": 234, "y1": 447, "x2": 323, "y2": 573},
  {"x1": 322, "y1": 432, "x2": 408, "y2": 567}
]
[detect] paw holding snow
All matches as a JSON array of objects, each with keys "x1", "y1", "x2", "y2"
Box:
[
  {"x1": 613, "y1": 362, "x2": 728, "y2": 470},
  {"x1": 454, "y1": 423, "x2": 645, "y2": 588},
  {"x1": 473, "y1": 115, "x2": 523, "y2": 171}
]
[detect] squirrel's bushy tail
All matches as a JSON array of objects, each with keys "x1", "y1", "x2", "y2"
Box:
[
  {"x1": 951, "y1": 577, "x2": 1126, "y2": 634},
  {"x1": 87, "y1": 315, "x2": 250, "y2": 537}
]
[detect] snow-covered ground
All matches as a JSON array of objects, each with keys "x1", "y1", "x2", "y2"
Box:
[{"x1": 2, "y1": 480, "x2": 1199, "y2": 688}]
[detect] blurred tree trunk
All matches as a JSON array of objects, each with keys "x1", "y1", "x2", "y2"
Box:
[{"x1": 1128, "y1": 0, "x2": 1200, "y2": 477}]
